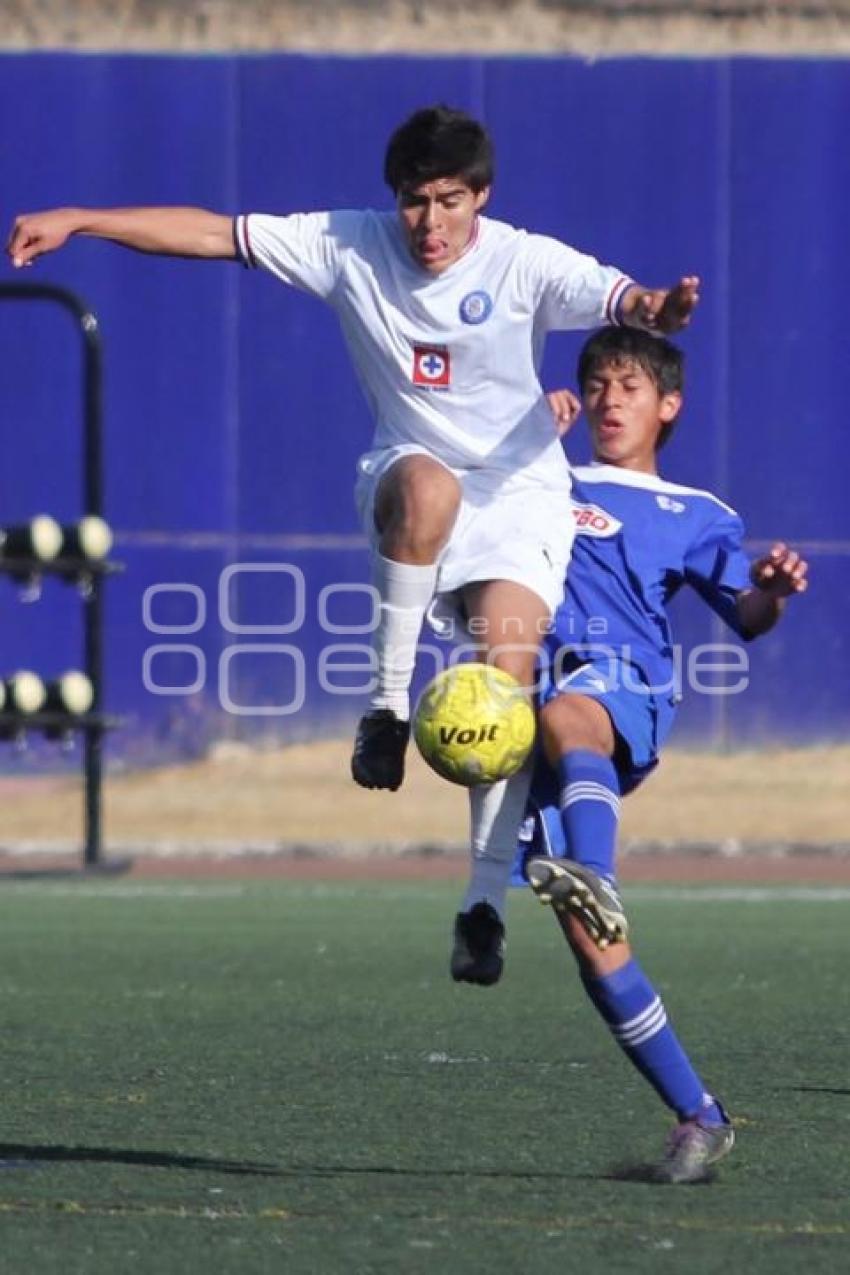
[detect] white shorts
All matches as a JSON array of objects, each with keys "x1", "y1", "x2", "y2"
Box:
[{"x1": 354, "y1": 444, "x2": 574, "y2": 634}]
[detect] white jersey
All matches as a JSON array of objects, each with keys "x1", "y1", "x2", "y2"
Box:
[{"x1": 234, "y1": 210, "x2": 631, "y2": 491}]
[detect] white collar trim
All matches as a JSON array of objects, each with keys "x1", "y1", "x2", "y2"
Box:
[{"x1": 571, "y1": 463, "x2": 737, "y2": 515}]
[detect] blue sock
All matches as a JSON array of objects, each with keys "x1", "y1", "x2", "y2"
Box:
[
  {"x1": 556, "y1": 750, "x2": 620, "y2": 882},
  {"x1": 581, "y1": 958, "x2": 725, "y2": 1124}
]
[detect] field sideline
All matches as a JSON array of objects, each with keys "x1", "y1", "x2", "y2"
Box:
[{"x1": 0, "y1": 877, "x2": 847, "y2": 1273}]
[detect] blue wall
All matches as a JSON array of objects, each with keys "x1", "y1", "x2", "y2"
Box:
[{"x1": 0, "y1": 54, "x2": 847, "y2": 760}]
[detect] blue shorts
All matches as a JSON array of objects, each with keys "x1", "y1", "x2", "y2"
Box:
[{"x1": 512, "y1": 651, "x2": 662, "y2": 882}]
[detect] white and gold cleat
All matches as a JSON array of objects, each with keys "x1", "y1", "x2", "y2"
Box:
[{"x1": 526, "y1": 856, "x2": 629, "y2": 949}]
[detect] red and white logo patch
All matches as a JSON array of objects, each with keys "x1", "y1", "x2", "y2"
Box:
[
  {"x1": 571, "y1": 502, "x2": 622, "y2": 537},
  {"x1": 412, "y1": 345, "x2": 451, "y2": 388}
]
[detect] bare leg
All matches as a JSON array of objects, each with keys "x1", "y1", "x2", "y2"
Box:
[
  {"x1": 352, "y1": 455, "x2": 461, "y2": 790},
  {"x1": 450, "y1": 579, "x2": 549, "y2": 983}
]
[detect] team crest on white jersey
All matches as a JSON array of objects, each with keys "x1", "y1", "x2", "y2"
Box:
[
  {"x1": 412, "y1": 345, "x2": 451, "y2": 389},
  {"x1": 656, "y1": 494, "x2": 686, "y2": 514},
  {"x1": 459, "y1": 290, "x2": 493, "y2": 325},
  {"x1": 571, "y1": 502, "x2": 622, "y2": 537}
]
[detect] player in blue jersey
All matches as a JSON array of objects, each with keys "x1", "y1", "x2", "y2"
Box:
[{"x1": 451, "y1": 325, "x2": 808, "y2": 1183}]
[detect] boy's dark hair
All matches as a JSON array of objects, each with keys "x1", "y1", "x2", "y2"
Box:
[
  {"x1": 384, "y1": 105, "x2": 494, "y2": 194},
  {"x1": 577, "y1": 327, "x2": 684, "y2": 450}
]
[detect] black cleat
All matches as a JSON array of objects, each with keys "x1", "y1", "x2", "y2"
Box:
[
  {"x1": 351, "y1": 709, "x2": 410, "y2": 791},
  {"x1": 450, "y1": 902, "x2": 506, "y2": 986}
]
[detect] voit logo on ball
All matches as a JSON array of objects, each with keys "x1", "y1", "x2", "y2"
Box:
[
  {"x1": 438, "y1": 722, "x2": 502, "y2": 747},
  {"x1": 413, "y1": 663, "x2": 535, "y2": 787}
]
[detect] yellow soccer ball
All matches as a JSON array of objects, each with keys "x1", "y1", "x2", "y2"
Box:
[{"x1": 413, "y1": 663, "x2": 535, "y2": 787}]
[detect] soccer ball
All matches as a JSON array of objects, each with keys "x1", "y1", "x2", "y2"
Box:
[{"x1": 413, "y1": 663, "x2": 535, "y2": 787}]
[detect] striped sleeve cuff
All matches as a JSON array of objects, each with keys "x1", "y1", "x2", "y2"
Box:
[
  {"x1": 233, "y1": 214, "x2": 257, "y2": 268},
  {"x1": 605, "y1": 275, "x2": 633, "y2": 326}
]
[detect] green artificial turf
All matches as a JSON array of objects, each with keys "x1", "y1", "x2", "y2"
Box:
[{"x1": 0, "y1": 878, "x2": 847, "y2": 1273}]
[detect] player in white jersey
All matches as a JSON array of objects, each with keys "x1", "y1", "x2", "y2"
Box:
[
  {"x1": 452, "y1": 325, "x2": 807, "y2": 1182},
  {"x1": 6, "y1": 105, "x2": 699, "y2": 842}
]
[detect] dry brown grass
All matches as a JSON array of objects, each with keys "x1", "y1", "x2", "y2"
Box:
[
  {"x1": 3, "y1": 2, "x2": 850, "y2": 55},
  {"x1": 0, "y1": 741, "x2": 847, "y2": 850}
]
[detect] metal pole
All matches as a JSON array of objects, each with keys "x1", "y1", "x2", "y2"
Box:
[
  {"x1": 0, "y1": 283, "x2": 106, "y2": 867},
  {"x1": 80, "y1": 307, "x2": 105, "y2": 868}
]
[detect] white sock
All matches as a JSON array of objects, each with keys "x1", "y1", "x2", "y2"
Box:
[
  {"x1": 369, "y1": 554, "x2": 438, "y2": 720},
  {"x1": 460, "y1": 762, "x2": 533, "y2": 920}
]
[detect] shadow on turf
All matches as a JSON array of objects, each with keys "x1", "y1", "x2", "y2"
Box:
[
  {"x1": 0, "y1": 858, "x2": 134, "y2": 882},
  {"x1": 0, "y1": 1143, "x2": 280, "y2": 1177},
  {"x1": 0, "y1": 1143, "x2": 697, "y2": 1187},
  {"x1": 602, "y1": 1161, "x2": 716, "y2": 1186},
  {"x1": 789, "y1": 1085, "x2": 850, "y2": 1096}
]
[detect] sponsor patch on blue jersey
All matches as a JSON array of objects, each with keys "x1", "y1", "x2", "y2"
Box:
[
  {"x1": 459, "y1": 290, "x2": 493, "y2": 325},
  {"x1": 571, "y1": 502, "x2": 623, "y2": 537}
]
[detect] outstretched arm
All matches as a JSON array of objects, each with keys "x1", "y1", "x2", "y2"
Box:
[
  {"x1": 6, "y1": 206, "x2": 236, "y2": 267},
  {"x1": 736, "y1": 542, "x2": 809, "y2": 637},
  {"x1": 619, "y1": 276, "x2": 700, "y2": 335}
]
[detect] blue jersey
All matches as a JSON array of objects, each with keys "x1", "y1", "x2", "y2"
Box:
[
  {"x1": 546, "y1": 463, "x2": 754, "y2": 747},
  {"x1": 516, "y1": 463, "x2": 756, "y2": 881}
]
